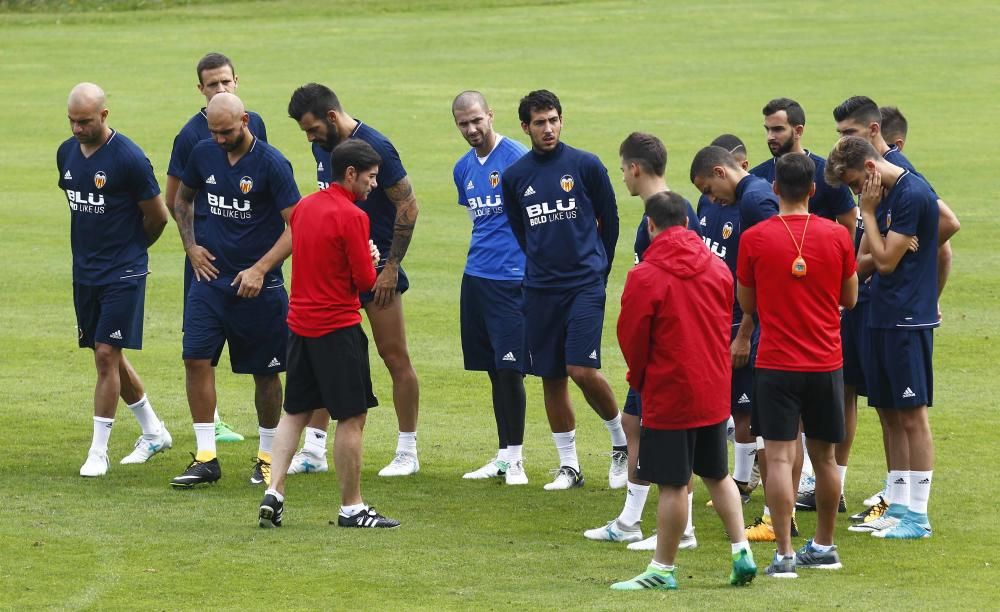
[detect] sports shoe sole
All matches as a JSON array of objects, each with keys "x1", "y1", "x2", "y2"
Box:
[{"x1": 259, "y1": 507, "x2": 281, "y2": 528}]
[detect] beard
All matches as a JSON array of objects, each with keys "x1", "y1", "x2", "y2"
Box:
[
  {"x1": 221, "y1": 129, "x2": 246, "y2": 152},
  {"x1": 320, "y1": 118, "x2": 342, "y2": 151},
  {"x1": 769, "y1": 136, "x2": 794, "y2": 156}
]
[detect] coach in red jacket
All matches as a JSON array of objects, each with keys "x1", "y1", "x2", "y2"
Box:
[
  {"x1": 257, "y1": 139, "x2": 399, "y2": 530},
  {"x1": 612, "y1": 191, "x2": 757, "y2": 591}
]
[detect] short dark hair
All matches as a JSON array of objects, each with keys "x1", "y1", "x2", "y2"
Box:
[
  {"x1": 619, "y1": 132, "x2": 667, "y2": 176},
  {"x1": 645, "y1": 191, "x2": 689, "y2": 230},
  {"x1": 774, "y1": 153, "x2": 815, "y2": 201},
  {"x1": 196, "y1": 52, "x2": 234, "y2": 84},
  {"x1": 690, "y1": 145, "x2": 740, "y2": 182},
  {"x1": 833, "y1": 96, "x2": 881, "y2": 126},
  {"x1": 824, "y1": 136, "x2": 879, "y2": 187},
  {"x1": 709, "y1": 133, "x2": 746, "y2": 158},
  {"x1": 288, "y1": 83, "x2": 343, "y2": 121},
  {"x1": 879, "y1": 106, "x2": 908, "y2": 142},
  {"x1": 762, "y1": 97, "x2": 806, "y2": 126},
  {"x1": 518, "y1": 89, "x2": 561, "y2": 124},
  {"x1": 330, "y1": 139, "x2": 381, "y2": 182},
  {"x1": 452, "y1": 90, "x2": 489, "y2": 115}
]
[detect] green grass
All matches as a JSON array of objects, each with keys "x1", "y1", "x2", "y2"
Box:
[{"x1": 2, "y1": 0, "x2": 999, "y2": 608}]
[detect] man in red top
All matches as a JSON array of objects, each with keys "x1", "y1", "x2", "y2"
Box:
[
  {"x1": 737, "y1": 152, "x2": 858, "y2": 578},
  {"x1": 611, "y1": 192, "x2": 757, "y2": 591},
  {"x1": 258, "y1": 139, "x2": 399, "y2": 529}
]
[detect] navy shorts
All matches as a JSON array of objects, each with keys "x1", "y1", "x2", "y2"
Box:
[
  {"x1": 867, "y1": 328, "x2": 934, "y2": 410},
  {"x1": 360, "y1": 264, "x2": 409, "y2": 305},
  {"x1": 74, "y1": 276, "x2": 146, "y2": 350},
  {"x1": 623, "y1": 387, "x2": 642, "y2": 417},
  {"x1": 841, "y1": 301, "x2": 871, "y2": 396},
  {"x1": 637, "y1": 419, "x2": 730, "y2": 486},
  {"x1": 752, "y1": 368, "x2": 845, "y2": 443},
  {"x1": 523, "y1": 282, "x2": 606, "y2": 379},
  {"x1": 182, "y1": 281, "x2": 288, "y2": 374},
  {"x1": 284, "y1": 325, "x2": 378, "y2": 420},
  {"x1": 460, "y1": 274, "x2": 526, "y2": 373},
  {"x1": 731, "y1": 325, "x2": 758, "y2": 414},
  {"x1": 182, "y1": 260, "x2": 225, "y2": 364}
]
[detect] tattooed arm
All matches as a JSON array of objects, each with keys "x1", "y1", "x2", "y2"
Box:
[
  {"x1": 372, "y1": 176, "x2": 418, "y2": 308},
  {"x1": 174, "y1": 182, "x2": 217, "y2": 281}
]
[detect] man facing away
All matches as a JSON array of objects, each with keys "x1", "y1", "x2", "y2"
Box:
[
  {"x1": 501, "y1": 89, "x2": 627, "y2": 490},
  {"x1": 612, "y1": 191, "x2": 757, "y2": 591},
  {"x1": 259, "y1": 139, "x2": 399, "y2": 530},
  {"x1": 737, "y1": 152, "x2": 858, "y2": 577},
  {"x1": 58, "y1": 82, "x2": 171, "y2": 476}
]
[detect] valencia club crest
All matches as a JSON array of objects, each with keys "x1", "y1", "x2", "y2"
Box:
[{"x1": 560, "y1": 174, "x2": 574, "y2": 192}]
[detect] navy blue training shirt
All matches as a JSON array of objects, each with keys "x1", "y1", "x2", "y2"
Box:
[
  {"x1": 167, "y1": 109, "x2": 267, "y2": 178},
  {"x1": 632, "y1": 194, "x2": 701, "y2": 262},
  {"x1": 750, "y1": 150, "x2": 856, "y2": 220},
  {"x1": 57, "y1": 130, "x2": 160, "y2": 285},
  {"x1": 502, "y1": 142, "x2": 619, "y2": 289}
]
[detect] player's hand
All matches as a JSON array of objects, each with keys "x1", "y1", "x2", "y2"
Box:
[
  {"x1": 859, "y1": 171, "x2": 882, "y2": 214},
  {"x1": 186, "y1": 245, "x2": 218, "y2": 281},
  {"x1": 908, "y1": 236, "x2": 920, "y2": 252},
  {"x1": 372, "y1": 263, "x2": 398, "y2": 308},
  {"x1": 731, "y1": 335, "x2": 751, "y2": 369},
  {"x1": 232, "y1": 265, "x2": 264, "y2": 298},
  {"x1": 369, "y1": 240, "x2": 381, "y2": 267}
]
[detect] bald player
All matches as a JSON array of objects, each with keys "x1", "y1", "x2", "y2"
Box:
[
  {"x1": 58, "y1": 83, "x2": 171, "y2": 477},
  {"x1": 170, "y1": 93, "x2": 301, "y2": 488}
]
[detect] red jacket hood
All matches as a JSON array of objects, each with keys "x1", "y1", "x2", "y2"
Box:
[{"x1": 641, "y1": 226, "x2": 710, "y2": 279}]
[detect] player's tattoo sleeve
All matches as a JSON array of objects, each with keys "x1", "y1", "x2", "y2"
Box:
[
  {"x1": 174, "y1": 183, "x2": 198, "y2": 250},
  {"x1": 385, "y1": 176, "x2": 418, "y2": 265}
]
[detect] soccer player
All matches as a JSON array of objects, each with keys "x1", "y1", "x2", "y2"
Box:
[
  {"x1": 612, "y1": 192, "x2": 756, "y2": 591},
  {"x1": 169, "y1": 93, "x2": 300, "y2": 488},
  {"x1": 502, "y1": 90, "x2": 627, "y2": 490},
  {"x1": 826, "y1": 136, "x2": 939, "y2": 540},
  {"x1": 59, "y1": 83, "x2": 171, "y2": 476},
  {"x1": 451, "y1": 91, "x2": 530, "y2": 485},
  {"x1": 747, "y1": 97, "x2": 857, "y2": 512},
  {"x1": 585, "y1": 132, "x2": 699, "y2": 547},
  {"x1": 879, "y1": 106, "x2": 907, "y2": 152},
  {"x1": 737, "y1": 152, "x2": 858, "y2": 577},
  {"x1": 691, "y1": 137, "x2": 777, "y2": 506},
  {"x1": 832, "y1": 96, "x2": 958, "y2": 519},
  {"x1": 165, "y1": 52, "x2": 269, "y2": 444},
  {"x1": 259, "y1": 139, "x2": 399, "y2": 530},
  {"x1": 286, "y1": 83, "x2": 422, "y2": 477},
  {"x1": 165, "y1": 52, "x2": 268, "y2": 443}
]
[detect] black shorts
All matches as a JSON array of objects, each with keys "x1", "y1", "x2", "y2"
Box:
[
  {"x1": 284, "y1": 325, "x2": 378, "y2": 420},
  {"x1": 751, "y1": 368, "x2": 845, "y2": 443},
  {"x1": 636, "y1": 419, "x2": 729, "y2": 487}
]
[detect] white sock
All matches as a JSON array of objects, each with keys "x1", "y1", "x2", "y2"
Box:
[
  {"x1": 552, "y1": 430, "x2": 579, "y2": 472},
  {"x1": 726, "y1": 414, "x2": 736, "y2": 443},
  {"x1": 213, "y1": 407, "x2": 221, "y2": 422},
  {"x1": 258, "y1": 426, "x2": 276, "y2": 457},
  {"x1": 303, "y1": 426, "x2": 328, "y2": 455},
  {"x1": 497, "y1": 447, "x2": 510, "y2": 463},
  {"x1": 603, "y1": 413, "x2": 627, "y2": 447},
  {"x1": 650, "y1": 559, "x2": 674, "y2": 572},
  {"x1": 396, "y1": 431, "x2": 417, "y2": 455},
  {"x1": 340, "y1": 502, "x2": 367, "y2": 517},
  {"x1": 618, "y1": 482, "x2": 650, "y2": 526},
  {"x1": 193, "y1": 423, "x2": 216, "y2": 457},
  {"x1": 838, "y1": 464, "x2": 848, "y2": 494},
  {"x1": 734, "y1": 442, "x2": 756, "y2": 483},
  {"x1": 731, "y1": 540, "x2": 750, "y2": 554},
  {"x1": 91, "y1": 416, "x2": 114, "y2": 452},
  {"x1": 265, "y1": 488, "x2": 283, "y2": 502},
  {"x1": 507, "y1": 444, "x2": 524, "y2": 463},
  {"x1": 909, "y1": 470, "x2": 933, "y2": 515},
  {"x1": 801, "y1": 433, "x2": 813, "y2": 475},
  {"x1": 887, "y1": 470, "x2": 910, "y2": 507},
  {"x1": 810, "y1": 541, "x2": 833, "y2": 553},
  {"x1": 127, "y1": 395, "x2": 160, "y2": 437},
  {"x1": 685, "y1": 491, "x2": 694, "y2": 534}
]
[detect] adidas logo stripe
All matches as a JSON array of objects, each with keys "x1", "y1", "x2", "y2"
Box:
[
  {"x1": 523, "y1": 185, "x2": 536, "y2": 197},
  {"x1": 64, "y1": 170, "x2": 73, "y2": 180},
  {"x1": 738, "y1": 393, "x2": 750, "y2": 404},
  {"x1": 901, "y1": 387, "x2": 916, "y2": 398},
  {"x1": 109, "y1": 330, "x2": 123, "y2": 340},
  {"x1": 268, "y1": 357, "x2": 281, "y2": 368},
  {"x1": 589, "y1": 349, "x2": 598, "y2": 360},
  {"x1": 466, "y1": 180, "x2": 475, "y2": 190},
  {"x1": 205, "y1": 174, "x2": 216, "y2": 185},
  {"x1": 502, "y1": 352, "x2": 516, "y2": 362}
]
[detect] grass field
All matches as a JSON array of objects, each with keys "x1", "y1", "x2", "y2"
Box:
[{"x1": 2, "y1": 0, "x2": 999, "y2": 609}]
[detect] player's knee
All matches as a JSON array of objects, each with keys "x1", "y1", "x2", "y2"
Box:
[
  {"x1": 183, "y1": 358, "x2": 213, "y2": 377},
  {"x1": 93, "y1": 344, "x2": 121, "y2": 373},
  {"x1": 378, "y1": 343, "x2": 413, "y2": 375},
  {"x1": 566, "y1": 365, "x2": 595, "y2": 387}
]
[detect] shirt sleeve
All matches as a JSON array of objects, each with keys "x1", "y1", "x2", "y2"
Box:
[
  {"x1": 453, "y1": 162, "x2": 465, "y2": 207},
  {"x1": 685, "y1": 201, "x2": 702, "y2": 237},
  {"x1": 268, "y1": 155, "x2": 302, "y2": 211},
  {"x1": 124, "y1": 146, "x2": 161, "y2": 202},
  {"x1": 587, "y1": 157, "x2": 619, "y2": 274},
  {"x1": 617, "y1": 268, "x2": 654, "y2": 392},
  {"x1": 826, "y1": 182, "x2": 857, "y2": 217},
  {"x1": 167, "y1": 129, "x2": 195, "y2": 178},
  {"x1": 633, "y1": 216, "x2": 650, "y2": 263},
  {"x1": 56, "y1": 141, "x2": 69, "y2": 189},
  {"x1": 180, "y1": 144, "x2": 204, "y2": 191},
  {"x1": 501, "y1": 174, "x2": 526, "y2": 252},
  {"x1": 372, "y1": 136, "x2": 406, "y2": 188},
  {"x1": 838, "y1": 225, "x2": 858, "y2": 279},
  {"x1": 741, "y1": 192, "x2": 778, "y2": 229},
  {"x1": 736, "y1": 230, "x2": 756, "y2": 288},
  {"x1": 886, "y1": 185, "x2": 920, "y2": 237},
  {"x1": 251, "y1": 113, "x2": 268, "y2": 143},
  {"x1": 345, "y1": 213, "x2": 377, "y2": 292}
]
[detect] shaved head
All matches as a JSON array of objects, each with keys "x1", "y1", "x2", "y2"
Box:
[
  {"x1": 452, "y1": 90, "x2": 489, "y2": 115},
  {"x1": 206, "y1": 92, "x2": 249, "y2": 153},
  {"x1": 67, "y1": 82, "x2": 110, "y2": 147},
  {"x1": 206, "y1": 91, "x2": 245, "y2": 122}
]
